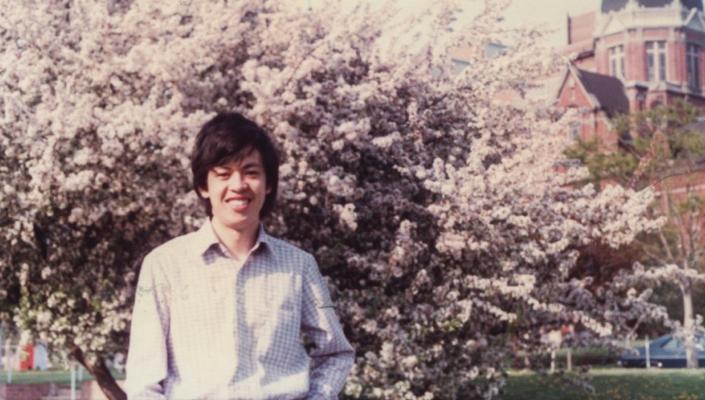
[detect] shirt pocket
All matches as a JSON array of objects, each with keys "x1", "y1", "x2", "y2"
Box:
[
  {"x1": 255, "y1": 302, "x2": 302, "y2": 364},
  {"x1": 256, "y1": 275, "x2": 301, "y2": 338},
  {"x1": 172, "y1": 273, "x2": 231, "y2": 336},
  {"x1": 263, "y1": 272, "x2": 298, "y2": 313},
  {"x1": 263, "y1": 286, "x2": 298, "y2": 328}
]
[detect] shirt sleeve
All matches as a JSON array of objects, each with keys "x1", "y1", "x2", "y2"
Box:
[
  {"x1": 124, "y1": 252, "x2": 170, "y2": 400},
  {"x1": 301, "y1": 254, "x2": 355, "y2": 399}
]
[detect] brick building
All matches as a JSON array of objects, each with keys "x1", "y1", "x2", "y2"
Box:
[{"x1": 557, "y1": 0, "x2": 705, "y2": 148}]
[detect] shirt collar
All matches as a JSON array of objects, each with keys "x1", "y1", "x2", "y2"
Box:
[{"x1": 195, "y1": 219, "x2": 273, "y2": 259}]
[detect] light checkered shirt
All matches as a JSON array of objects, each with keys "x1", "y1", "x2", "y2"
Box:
[{"x1": 125, "y1": 220, "x2": 355, "y2": 400}]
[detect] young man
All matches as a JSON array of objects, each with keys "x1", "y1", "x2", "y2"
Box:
[{"x1": 125, "y1": 113, "x2": 354, "y2": 399}]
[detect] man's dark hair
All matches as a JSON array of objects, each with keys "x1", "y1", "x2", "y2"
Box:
[{"x1": 191, "y1": 112, "x2": 280, "y2": 218}]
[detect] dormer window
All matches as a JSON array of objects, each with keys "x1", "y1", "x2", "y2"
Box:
[
  {"x1": 687, "y1": 43, "x2": 700, "y2": 90},
  {"x1": 645, "y1": 41, "x2": 666, "y2": 82},
  {"x1": 608, "y1": 45, "x2": 625, "y2": 79}
]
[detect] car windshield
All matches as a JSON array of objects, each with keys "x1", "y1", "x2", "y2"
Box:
[
  {"x1": 659, "y1": 336, "x2": 705, "y2": 351},
  {"x1": 661, "y1": 338, "x2": 681, "y2": 351}
]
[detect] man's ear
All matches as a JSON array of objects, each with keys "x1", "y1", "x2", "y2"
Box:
[{"x1": 198, "y1": 185, "x2": 209, "y2": 198}]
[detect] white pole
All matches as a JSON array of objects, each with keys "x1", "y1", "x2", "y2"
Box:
[
  {"x1": 550, "y1": 350, "x2": 556, "y2": 373},
  {"x1": 70, "y1": 361, "x2": 76, "y2": 400},
  {"x1": 645, "y1": 336, "x2": 651, "y2": 369},
  {"x1": 0, "y1": 325, "x2": 4, "y2": 370},
  {"x1": 7, "y1": 345, "x2": 13, "y2": 384},
  {"x1": 78, "y1": 364, "x2": 83, "y2": 381},
  {"x1": 566, "y1": 347, "x2": 573, "y2": 372}
]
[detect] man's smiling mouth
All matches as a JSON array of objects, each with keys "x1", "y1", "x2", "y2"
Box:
[{"x1": 226, "y1": 196, "x2": 252, "y2": 209}]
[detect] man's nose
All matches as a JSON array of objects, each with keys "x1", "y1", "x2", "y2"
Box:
[{"x1": 228, "y1": 172, "x2": 248, "y2": 191}]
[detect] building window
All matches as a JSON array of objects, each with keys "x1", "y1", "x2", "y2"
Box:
[
  {"x1": 608, "y1": 45, "x2": 625, "y2": 79},
  {"x1": 636, "y1": 92, "x2": 645, "y2": 111},
  {"x1": 451, "y1": 59, "x2": 469, "y2": 75},
  {"x1": 688, "y1": 43, "x2": 700, "y2": 90},
  {"x1": 645, "y1": 41, "x2": 667, "y2": 82},
  {"x1": 484, "y1": 43, "x2": 507, "y2": 58},
  {"x1": 569, "y1": 122, "x2": 581, "y2": 141}
]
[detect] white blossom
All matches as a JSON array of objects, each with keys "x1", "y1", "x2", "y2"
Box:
[{"x1": 0, "y1": 1, "x2": 661, "y2": 399}]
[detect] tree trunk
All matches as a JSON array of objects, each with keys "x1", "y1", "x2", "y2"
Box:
[
  {"x1": 70, "y1": 346, "x2": 126, "y2": 400},
  {"x1": 681, "y1": 285, "x2": 698, "y2": 369}
]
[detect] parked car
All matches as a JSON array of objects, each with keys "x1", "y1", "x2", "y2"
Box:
[{"x1": 619, "y1": 334, "x2": 705, "y2": 368}]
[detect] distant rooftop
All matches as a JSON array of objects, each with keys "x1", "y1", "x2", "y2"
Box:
[{"x1": 601, "y1": 0, "x2": 703, "y2": 13}]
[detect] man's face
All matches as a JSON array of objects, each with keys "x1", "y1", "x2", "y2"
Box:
[{"x1": 199, "y1": 148, "x2": 270, "y2": 233}]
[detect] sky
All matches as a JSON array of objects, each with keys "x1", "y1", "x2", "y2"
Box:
[
  {"x1": 500, "y1": 0, "x2": 601, "y2": 47},
  {"x1": 304, "y1": 0, "x2": 605, "y2": 99},
  {"x1": 496, "y1": 0, "x2": 601, "y2": 98},
  {"x1": 308, "y1": 0, "x2": 603, "y2": 48}
]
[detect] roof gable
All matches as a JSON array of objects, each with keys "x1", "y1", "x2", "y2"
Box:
[
  {"x1": 556, "y1": 65, "x2": 630, "y2": 117},
  {"x1": 575, "y1": 68, "x2": 630, "y2": 117},
  {"x1": 598, "y1": 14, "x2": 628, "y2": 37},
  {"x1": 685, "y1": 9, "x2": 705, "y2": 31},
  {"x1": 557, "y1": 66, "x2": 599, "y2": 109}
]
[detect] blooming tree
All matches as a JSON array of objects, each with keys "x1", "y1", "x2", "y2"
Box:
[
  {"x1": 568, "y1": 100, "x2": 705, "y2": 369},
  {"x1": 1, "y1": 0, "x2": 661, "y2": 399}
]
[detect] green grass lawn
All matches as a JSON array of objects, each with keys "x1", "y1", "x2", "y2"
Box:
[
  {"x1": 0, "y1": 369, "x2": 125, "y2": 385},
  {"x1": 3, "y1": 368, "x2": 705, "y2": 399},
  {"x1": 505, "y1": 368, "x2": 705, "y2": 400}
]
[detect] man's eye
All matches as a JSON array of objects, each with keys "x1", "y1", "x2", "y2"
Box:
[{"x1": 214, "y1": 171, "x2": 229, "y2": 178}]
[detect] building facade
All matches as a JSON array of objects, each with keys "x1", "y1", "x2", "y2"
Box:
[{"x1": 557, "y1": 0, "x2": 705, "y2": 147}]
